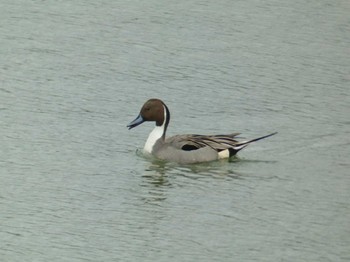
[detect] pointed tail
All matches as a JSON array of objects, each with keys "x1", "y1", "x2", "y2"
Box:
[{"x1": 229, "y1": 132, "x2": 278, "y2": 155}]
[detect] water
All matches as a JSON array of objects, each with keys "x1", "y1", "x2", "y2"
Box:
[{"x1": 1, "y1": 0, "x2": 350, "y2": 261}]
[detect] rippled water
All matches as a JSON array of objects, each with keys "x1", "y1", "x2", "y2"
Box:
[{"x1": 1, "y1": 0, "x2": 350, "y2": 261}]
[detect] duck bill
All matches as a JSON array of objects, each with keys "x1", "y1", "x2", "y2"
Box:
[{"x1": 127, "y1": 114, "x2": 145, "y2": 129}]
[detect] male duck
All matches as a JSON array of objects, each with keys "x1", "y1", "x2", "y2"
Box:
[{"x1": 127, "y1": 98, "x2": 277, "y2": 164}]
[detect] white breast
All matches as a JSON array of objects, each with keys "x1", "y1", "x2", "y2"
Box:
[{"x1": 144, "y1": 125, "x2": 164, "y2": 153}]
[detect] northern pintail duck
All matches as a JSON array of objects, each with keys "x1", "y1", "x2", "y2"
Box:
[{"x1": 127, "y1": 99, "x2": 277, "y2": 164}]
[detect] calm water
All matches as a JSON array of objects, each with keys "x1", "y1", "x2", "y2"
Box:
[{"x1": 1, "y1": 0, "x2": 350, "y2": 261}]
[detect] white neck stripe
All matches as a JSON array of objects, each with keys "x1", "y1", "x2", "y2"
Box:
[{"x1": 144, "y1": 105, "x2": 167, "y2": 153}]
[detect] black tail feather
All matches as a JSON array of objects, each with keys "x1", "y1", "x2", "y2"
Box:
[
  {"x1": 229, "y1": 132, "x2": 277, "y2": 156},
  {"x1": 239, "y1": 132, "x2": 278, "y2": 145}
]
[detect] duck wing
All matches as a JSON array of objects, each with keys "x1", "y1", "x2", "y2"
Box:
[
  {"x1": 166, "y1": 132, "x2": 277, "y2": 154},
  {"x1": 165, "y1": 133, "x2": 241, "y2": 151}
]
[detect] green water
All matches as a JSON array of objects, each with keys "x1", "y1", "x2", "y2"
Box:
[{"x1": 1, "y1": 0, "x2": 349, "y2": 261}]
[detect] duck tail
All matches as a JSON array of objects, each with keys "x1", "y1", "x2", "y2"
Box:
[{"x1": 229, "y1": 132, "x2": 278, "y2": 156}]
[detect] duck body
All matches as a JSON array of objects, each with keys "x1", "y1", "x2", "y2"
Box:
[{"x1": 127, "y1": 99, "x2": 276, "y2": 164}]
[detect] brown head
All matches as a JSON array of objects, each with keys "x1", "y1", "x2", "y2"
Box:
[{"x1": 127, "y1": 99, "x2": 170, "y2": 129}]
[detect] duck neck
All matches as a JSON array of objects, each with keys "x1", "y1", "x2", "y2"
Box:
[{"x1": 144, "y1": 104, "x2": 170, "y2": 153}]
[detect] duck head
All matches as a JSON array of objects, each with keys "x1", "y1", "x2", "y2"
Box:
[{"x1": 127, "y1": 99, "x2": 170, "y2": 130}]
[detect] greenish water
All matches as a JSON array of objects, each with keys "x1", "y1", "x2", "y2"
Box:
[{"x1": 1, "y1": 0, "x2": 349, "y2": 261}]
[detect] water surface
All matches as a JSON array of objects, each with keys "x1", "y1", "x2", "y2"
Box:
[{"x1": 1, "y1": 0, "x2": 350, "y2": 261}]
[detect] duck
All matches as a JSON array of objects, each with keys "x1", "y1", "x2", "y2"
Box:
[{"x1": 127, "y1": 98, "x2": 277, "y2": 164}]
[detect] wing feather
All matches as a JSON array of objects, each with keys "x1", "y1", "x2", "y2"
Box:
[{"x1": 165, "y1": 133, "x2": 241, "y2": 151}]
